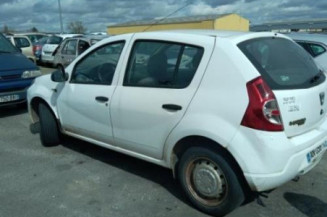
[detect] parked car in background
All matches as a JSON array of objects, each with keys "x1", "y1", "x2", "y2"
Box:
[
  {"x1": 14, "y1": 33, "x2": 47, "y2": 43},
  {"x1": 41, "y1": 34, "x2": 82, "y2": 66},
  {"x1": 288, "y1": 33, "x2": 327, "y2": 72},
  {"x1": 0, "y1": 33, "x2": 41, "y2": 107},
  {"x1": 53, "y1": 36, "x2": 105, "y2": 71},
  {"x1": 6, "y1": 35, "x2": 35, "y2": 62},
  {"x1": 28, "y1": 30, "x2": 327, "y2": 216},
  {"x1": 33, "y1": 36, "x2": 49, "y2": 63}
]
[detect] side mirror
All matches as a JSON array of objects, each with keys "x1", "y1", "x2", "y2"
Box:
[{"x1": 51, "y1": 69, "x2": 68, "y2": 82}]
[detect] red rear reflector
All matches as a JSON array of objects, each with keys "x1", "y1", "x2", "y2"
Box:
[{"x1": 241, "y1": 77, "x2": 284, "y2": 131}]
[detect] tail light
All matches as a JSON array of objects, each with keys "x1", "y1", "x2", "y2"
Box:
[
  {"x1": 241, "y1": 77, "x2": 284, "y2": 131},
  {"x1": 33, "y1": 45, "x2": 41, "y2": 54}
]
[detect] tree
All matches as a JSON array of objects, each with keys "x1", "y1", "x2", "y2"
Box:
[
  {"x1": 67, "y1": 21, "x2": 87, "y2": 34},
  {"x1": 31, "y1": 27, "x2": 38, "y2": 32}
]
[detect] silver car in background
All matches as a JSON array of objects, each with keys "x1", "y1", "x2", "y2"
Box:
[
  {"x1": 41, "y1": 34, "x2": 82, "y2": 66},
  {"x1": 288, "y1": 33, "x2": 327, "y2": 71},
  {"x1": 53, "y1": 36, "x2": 106, "y2": 71}
]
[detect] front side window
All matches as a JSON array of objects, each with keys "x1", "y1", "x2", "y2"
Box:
[
  {"x1": 71, "y1": 41, "x2": 125, "y2": 85},
  {"x1": 238, "y1": 38, "x2": 324, "y2": 89},
  {"x1": 124, "y1": 40, "x2": 203, "y2": 88}
]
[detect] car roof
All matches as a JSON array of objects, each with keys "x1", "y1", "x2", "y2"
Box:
[
  {"x1": 128, "y1": 30, "x2": 289, "y2": 43},
  {"x1": 286, "y1": 33, "x2": 327, "y2": 45}
]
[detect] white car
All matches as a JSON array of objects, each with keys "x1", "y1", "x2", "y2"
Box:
[
  {"x1": 6, "y1": 35, "x2": 35, "y2": 62},
  {"x1": 41, "y1": 34, "x2": 82, "y2": 65},
  {"x1": 27, "y1": 30, "x2": 327, "y2": 216},
  {"x1": 288, "y1": 33, "x2": 327, "y2": 72}
]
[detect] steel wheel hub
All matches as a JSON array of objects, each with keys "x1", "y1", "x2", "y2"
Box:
[
  {"x1": 192, "y1": 161, "x2": 224, "y2": 197},
  {"x1": 185, "y1": 157, "x2": 228, "y2": 206}
]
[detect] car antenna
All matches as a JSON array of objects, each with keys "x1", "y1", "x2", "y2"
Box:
[{"x1": 142, "y1": 3, "x2": 192, "y2": 32}]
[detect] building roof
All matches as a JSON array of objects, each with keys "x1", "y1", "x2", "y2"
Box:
[
  {"x1": 251, "y1": 19, "x2": 327, "y2": 31},
  {"x1": 108, "y1": 13, "x2": 233, "y2": 28}
]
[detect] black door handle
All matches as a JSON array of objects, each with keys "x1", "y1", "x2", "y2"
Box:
[
  {"x1": 95, "y1": 96, "x2": 109, "y2": 103},
  {"x1": 162, "y1": 104, "x2": 182, "y2": 111}
]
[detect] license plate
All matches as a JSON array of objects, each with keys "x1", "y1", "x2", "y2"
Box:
[
  {"x1": 0, "y1": 94, "x2": 20, "y2": 103},
  {"x1": 307, "y1": 141, "x2": 327, "y2": 163}
]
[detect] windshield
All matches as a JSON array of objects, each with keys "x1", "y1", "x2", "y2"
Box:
[
  {"x1": 238, "y1": 37, "x2": 325, "y2": 90},
  {"x1": 0, "y1": 34, "x2": 19, "y2": 53}
]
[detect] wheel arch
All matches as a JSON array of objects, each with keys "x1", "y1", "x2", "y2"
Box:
[
  {"x1": 30, "y1": 97, "x2": 58, "y2": 123},
  {"x1": 170, "y1": 135, "x2": 252, "y2": 196}
]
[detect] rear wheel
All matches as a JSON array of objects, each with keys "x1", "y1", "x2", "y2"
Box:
[
  {"x1": 38, "y1": 103, "x2": 60, "y2": 147},
  {"x1": 178, "y1": 147, "x2": 245, "y2": 216}
]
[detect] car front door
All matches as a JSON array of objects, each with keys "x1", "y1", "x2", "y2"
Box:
[
  {"x1": 57, "y1": 41, "x2": 126, "y2": 145},
  {"x1": 110, "y1": 35, "x2": 215, "y2": 159}
]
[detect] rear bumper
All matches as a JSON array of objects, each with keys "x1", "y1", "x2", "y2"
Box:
[
  {"x1": 41, "y1": 54, "x2": 54, "y2": 63},
  {"x1": 244, "y1": 140, "x2": 326, "y2": 191},
  {"x1": 228, "y1": 121, "x2": 327, "y2": 192}
]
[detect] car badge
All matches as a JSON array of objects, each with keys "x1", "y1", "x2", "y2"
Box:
[{"x1": 320, "y1": 92, "x2": 325, "y2": 106}]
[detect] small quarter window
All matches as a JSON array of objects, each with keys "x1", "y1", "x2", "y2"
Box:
[{"x1": 309, "y1": 43, "x2": 326, "y2": 57}]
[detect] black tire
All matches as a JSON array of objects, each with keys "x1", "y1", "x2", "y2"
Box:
[
  {"x1": 38, "y1": 103, "x2": 60, "y2": 147},
  {"x1": 178, "y1": 147, "x2": 245, "y2": 216}
]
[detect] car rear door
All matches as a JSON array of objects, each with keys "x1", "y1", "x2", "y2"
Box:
[
  {"x1": 239, "y1": 37, "x2": 327, "y2": 137},
  {"x1": 110, "y1": 34, "x2": 215, "y2": 159}
]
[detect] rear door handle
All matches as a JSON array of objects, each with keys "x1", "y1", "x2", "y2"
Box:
[
  {"x1": 95, "y1": 96, "x2": 109, "y2": 103},
  {"x1": 162, "y1": 104, "x2": 182, "y2": 111}
]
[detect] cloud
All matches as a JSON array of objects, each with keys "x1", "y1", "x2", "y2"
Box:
[{"x1": 0, "y1": 0, "x2": 326, "y2": 33}]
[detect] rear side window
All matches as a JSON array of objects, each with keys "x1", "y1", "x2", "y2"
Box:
[
  {"x1": 14, "y1": 37, "x2": 30, "y2": 48},
  {"x1": 238, "y1": 38, "x2": 325, "y2": 90},
  {"x1": 124, "y1": 40, "x2": 203, "y2": 89}
]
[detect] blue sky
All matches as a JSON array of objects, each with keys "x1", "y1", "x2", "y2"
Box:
[{"x1": 0, "y1": 0, "x2": 326, "y2": 33}]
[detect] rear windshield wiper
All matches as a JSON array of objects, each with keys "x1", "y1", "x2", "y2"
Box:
[
  {"x1": 310, "y1": 71, "x2": 324, "y2": 84},
  {"x1": 0, "y1": 50, "x2": 11, "y2": 54}
]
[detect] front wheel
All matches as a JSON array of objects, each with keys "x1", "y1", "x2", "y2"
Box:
[
  {"x1": 38, "y1": 103, "x2": 60, "y2": 147},
  {"x1": 178, "y1": 147, "x2": 245, "y2": 216}
]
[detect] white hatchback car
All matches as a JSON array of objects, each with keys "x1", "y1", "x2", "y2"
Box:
[{"x1": 27, "y1": 30, "x2": 327, "y2": 216}]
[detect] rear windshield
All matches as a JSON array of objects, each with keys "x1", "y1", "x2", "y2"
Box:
[
  {"x1": 0, "y1": 34, "x2": 19, "y2": 53},
  {"x1": 48, "y1": 36, "x2": 63, "y2": 44},
  {"x1": 238, "y1": 37, "x2": 325, "y2": 90}
]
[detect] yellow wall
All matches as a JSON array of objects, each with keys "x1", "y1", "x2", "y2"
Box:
[
  {"x1": 214, "y1": 14, "x2": 249, "y2": 31},
  {"x1": 107, "y1": 13, "x2": 249, "y2": 35},
  {"x1": 108, "y1": 20, "x2": 214, "y2": 35}
]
